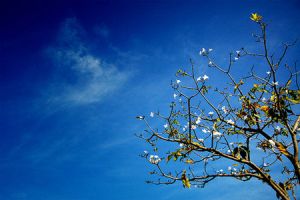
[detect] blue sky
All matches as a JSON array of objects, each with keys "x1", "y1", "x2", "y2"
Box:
[{"x1": 0, "y1": 0, "x2": 300, "y2": 199}]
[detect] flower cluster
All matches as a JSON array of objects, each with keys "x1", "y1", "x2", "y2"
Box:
[
  {"x1": 198, "y1": 138, "x2": 204, "y2": 143},
  {"x1": 150, "y1": 112, "x2": 154, "y2": 117},
  {"x1": 222, "y1": 106, "x2": 228, "y2": 114},
  {"x1": 199, "y1": 48, "x2": 213, "y2": 56},
  {"x1": 202, "y1": 129, "x2": 210, "y2": 134},
  {"x1": 149, "y1": 155, "x2": 161, "y2": 164},
  {"x1": 208, "y1": 61, "x2": 214, "y2": 67},
  {"x1": 228, "y1": 166, "x2": 237, "y2": 174},
  {"x1": 197, "y1": 75, "x2": 209, "y2": 82},
  {"x1": 212, "y1": 131, "x2": 222, "y2": 139},
  {"x1": 195, "y1": 117, "x2": 201, "y2": 124},
  {"x1": 191, "y1": 125, "x2": 197, "y2": 130},
  {"x1": 226, "y1": 119, "x2": 235, "y2": 125},
  {"x1": 268, "y1": 139, "x2": 276, "y2": 148}
]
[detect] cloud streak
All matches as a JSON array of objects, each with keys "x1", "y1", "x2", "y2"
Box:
[{"x1": 47, "y1": 18, "x2": 129, "y2": 105}]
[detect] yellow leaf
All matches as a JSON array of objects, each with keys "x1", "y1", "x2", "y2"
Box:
[
  {"x1": 260, "y1": 105, "x2": 269, "y2": 112},
  {"x1": 185, "y1": 159, "x2": 194, "y2": 164},
  {"x1": 181, "y1": 172, "x2": 191, "y2": 188},
  {"x1": 233, "y1": 163, "x2": 239, "y2": 167},
  {"x1": 276, "y1": 142, "x2": 289, "y2": 156},
  {"x1": 213, "y1": 122, "x2": 217, "y2": 130},
  {"x1": 176, "y1": 152, "x2": 182, "y2": 156},
  {"x1": 286, "y1": 80, "x2": 292, "y2": 87},
  {"x1": 270, "y1": 94, "x2": 276, "y2": 102},
  {"x1": 250, "y1": 13, "x2": 262, "y2": 22},
  {"x1": 285, "y1": 182, "x2": 293, "y2": 190}
]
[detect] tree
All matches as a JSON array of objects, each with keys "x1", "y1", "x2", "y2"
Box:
[{"x1": 136, "y1": 13, "x2": 300, "y2": 200}]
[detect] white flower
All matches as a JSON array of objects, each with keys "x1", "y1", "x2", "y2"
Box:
[
  {"x1": 243, "y1": 115, "x2": 248, "y2": 120},
  {"x1": 176, "y1": 79, "x2": 181, "y2": 84},
  {"x1": 228, "y1": 166, "x2": 232, "y2": 171},
  {"x1": 219, "y1": 169, "x2": 224, "y2": 173},
  {"x1": 195, "y1": 117, "x2": 201, "y2": 124},
  {"x1": 164, "y1": 124, "x2": 168, "y2": 129},
  {"x1": 268, "y1": 139, "x2": 276, "y2": 148},
  {"x1": 198, "y1": 138, "x2": 204, "y2": 143},
  {"x1": 233, "y1": 168, "x2": 237, "y2": 171},
  {"x1": 222, "y1": 106, "x2": 228, "y2": 114},
  {"x1": 179, "y1": 143, "x2": 184, "y2": 147},
  {"x1": 182, "y1": 127, "x2": 186, "y2": 131},
  {"x1": 236, "y1": 50, "x2": 240, "y2": 55},
  {"x1": 227, "y1": 149, "x2": 231, "y2": 153},
  {"x1": 226, "y1": 119, "x2": 235, "y2": 125},
  {"x1": 136, "y1": 116, "x2": 145, "y2": 120},
  {"x1": 150, "y1": 112, "x2": 154, "y2": 118},
  {"x1": 272, "y1": 81, "x2": 279, "y2": 86},
  {"x1": 199, "y1": 48, "x2": 207, "y2": 56},
  {"x1": 208, "y1": 61, "x2": 214, "y2": 66},
  {"x1": 213, "y1": 131, "x2": 222, "y2": 139},
  {"x1": 202, "y1": 75, "x2": 209, "y2": 80},
  {"x1": 208, "y1": 48, "x2": 213, "y2": 52},
  {"x1": 266, "y1": 71, "x2": 271, "y2": 75},
  {"x1": 196, "y1": 76, "x2": 202, "y2": 82},
  {"x1": 144, "y1": 150, "x2": 148, "y2": 154},
  {"x1": 234, "y1": 57, "x2": 239, "y2": 61},
  {"x1": 208, "y1": 111, "x2": 214, "y2": 116},
  {"x1": 191, "y1": 125, "x2": 197, "y2": 130},
  {"x1": 173, "y1": 93, "x2": 177, "y2": 99},
  {"x1": 149, "y1": 155, "x2": 161, "y2": 164},
  {"x1": 275, "y1": 126, "x2": 281, "y2": 131},
  {"x1": 229, "y1": 142, "x2": 234, "y2": 146},
  {"x1": 202, "y1": 129, "x2": 210, "y2": 133},
  {"x1": 263, "y1": 163, "x2": 268, "y2": 167},
  {"x1": 261, "y1": 97, "x2": 267, "y2": 102}
]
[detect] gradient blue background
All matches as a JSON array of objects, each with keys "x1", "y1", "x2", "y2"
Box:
[{"x1": 1, "y1": 0, "x2": 300, "y2": 199}]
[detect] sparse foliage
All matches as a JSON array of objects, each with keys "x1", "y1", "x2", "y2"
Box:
[{"x1": 137, "y1": 13, "x2": 299, "y2": 200}]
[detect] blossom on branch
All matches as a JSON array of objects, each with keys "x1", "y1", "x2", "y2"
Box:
[
  {"x1": 199, "y1": 48, "x2": 207, "y2": 56},
  {"x1": 208, "y1": 111, "x2": 214, "y2": 116},
  {"x1": 150, "y1": 112, "x2": 154, "y2": 118},
  {"x1": 149, "y1": 155, "x2": 161, "y2": 164},
  {"x1": 138, "y1": 13, "x2": 299, "y2": 200},
  {"x1": 203, "y1": 75, "x2": 209, "y2": 81}
]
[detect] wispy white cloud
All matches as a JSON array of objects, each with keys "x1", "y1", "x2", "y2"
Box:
[{"x1": 47, "y1": 18, "x2": 130, "y2": 105}]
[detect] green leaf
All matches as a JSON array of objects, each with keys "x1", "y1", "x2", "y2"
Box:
[
  {"x1": 166, "y1": 154, "x2": 173, "y2": 163},
  {"x1": 173, "y1": 119, "x2": 180, "y2": 125}
]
